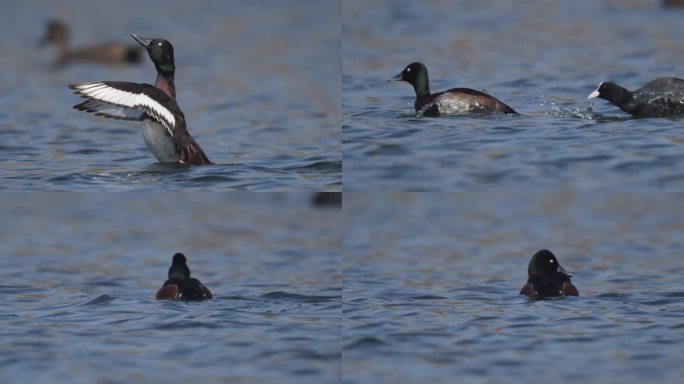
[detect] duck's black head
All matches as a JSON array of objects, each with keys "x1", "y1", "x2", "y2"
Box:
[
  {"x1": 588, "y1": 81, "x2": 632, "y2": 106},
  {"x1": 41, "y1": 20, "x2": 69, "y2": 46},
  {"x1": 131, "y1": 34, "x2": 175, "y2": 75},
  {"x1": 389, "y1": 62, "x2": 431, "y2": 98},
  {"x1": 528, "y1": 249, "x2": 571, "y2": 277},
  {"x1": 168, "y1": 252, "x2": 191, "y2": 280}
]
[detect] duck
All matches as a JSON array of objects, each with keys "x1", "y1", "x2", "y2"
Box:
[
  {"x1": 156, "y1": 253, "x2": 213, "y2": 301},
  {"x1": 663, "y1": 0, "x2": 684, "y2": 8},
  {"x1": 519, "y1": 249, "x2": 579, "y2": 298},
  {"x1": 69, "y1": 34, "x2": 212, "y2": 165},
  {"x1": 587, "y1": 78, "x2": 684, "y2": 117},
  {"x1": 40, "y1": 20, "x2": 142, "y2": 65},
  {"x1": 389, "y1": 62, "x2": 518, "y2": 116}
]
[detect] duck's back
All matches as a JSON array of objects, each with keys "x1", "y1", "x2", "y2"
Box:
[
  {"x1": 630, "y1": 78, "x2": 684, "y2": 116},
  {"x1": 417, "y1": 88, "x2": 517, "y2": 116},
  {"x1": 178, "y1": 278, "x2": 210, "y2": 300},
  {"x1": 527, "y1": 272, "x2": 572, "y2": 297},
  {"x1": 160, "y1": 277, "x2": 211, "y2": 300},
  {"x1": 638, "y1": 77, "x2": 684, "y2": 93}
]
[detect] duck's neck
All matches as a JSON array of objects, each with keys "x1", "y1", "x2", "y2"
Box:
[
  {"x1": 412, "y1": 71, "x2": 431, "y2": 98},
  {"x1": 155, "y1": 72, "x2": 176, "y2": 100}
]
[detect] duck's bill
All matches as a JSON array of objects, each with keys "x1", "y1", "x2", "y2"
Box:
[
  {"x1": 388, "y1": 72, "x2": 403, "y2": 81},
  {"x1": 587, "y1": 89, "x2": 600, "y2": 99},
  {"x1": 131, "y1": 33, "x2": 152, "y2": 48},
  {"x1": 558, "y1": 264, "x2": 573, "y2": 277}
]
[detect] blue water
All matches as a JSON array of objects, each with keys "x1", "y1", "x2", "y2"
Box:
[
  {"x1": 0, "y1": 194, "x2": 341, "y2": 383},
  {"x1": 343, "y1": 0, "x2": 684, "y2": 191},
  {"x1": 343, "y1": 193, "x2": 684, "y2": 383},
  {"x1": 0, "y1": 0, "x2": 340, "y2": 191},
  {"x1": 5, "y1": 0, "x2": 684, "y2": 383}
]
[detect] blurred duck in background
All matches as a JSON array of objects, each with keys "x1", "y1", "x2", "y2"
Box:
[
  {"x1": 663, "y1": 0, "x2": 684, "y2": 8},
  {"x1": 39, "y1": 20, "x2": 142, "y2": 65}
]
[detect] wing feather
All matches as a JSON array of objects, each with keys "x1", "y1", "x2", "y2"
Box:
[{"x1": 69, "y1": 82, "x2": 177, "y2": 137}]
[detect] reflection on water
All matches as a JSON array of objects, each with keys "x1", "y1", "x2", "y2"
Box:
[
  {"x1": 344, "y1": 193, "x2": 684, "y2": 384},
  {"x1": 343, "y1": 0, "x2": 684, "y2": 190},
  {"x1": 0, "y1": 193, "x2": 341, "y2": 383}
]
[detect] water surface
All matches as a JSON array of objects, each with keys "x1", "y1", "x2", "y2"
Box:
[
  {"x1": 0, "y1": 0, "x2": 340, "y2": 191},
  {"x1": 344, "y1": 193, "x2": 684, "y2": 383},
  {"x1": 0, "y1": 193, "x2": 341, "y2": 383},
  {"x1": 343, "y1": 0, "x2": 684, "y2": 190}
]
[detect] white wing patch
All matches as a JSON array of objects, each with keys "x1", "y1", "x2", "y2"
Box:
[{"x1": 71, "y1": 82, "x2": 176, "y2": 137}]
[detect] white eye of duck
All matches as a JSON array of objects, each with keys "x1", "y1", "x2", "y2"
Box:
[
  {"x1": 406, "y1": 68, "x2": 411, "y2": 72},
  {"x1": 549, "y1": 259, "x2": 554, "y2": 263},
  {"x1": 158, "y1": 42, "x2": 163, "y2": 47}
]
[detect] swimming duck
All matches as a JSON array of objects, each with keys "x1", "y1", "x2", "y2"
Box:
[
  {"x1": 519, "y1": 249, "x2": 579, "y2": 298},
  {"x1": 40, "y1": 20, "x2": 142, "y2": 64},
  {"x1": 156, "y1": 253, "x2": 213, "y2": 301},
  {"x1": 389, "y1": 62, "x2": 518, "y2": 116}
]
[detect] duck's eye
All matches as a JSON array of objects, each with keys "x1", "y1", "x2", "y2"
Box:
[
  {"x1": 549, "y1": 259, "x2": 554, "y2": 263},
  {"x1": 158, "y1": 42, "x2": 163, "y2": 47},
  {"x1": 406, "y1": 67, "x2": 411, "y2": 72}
]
